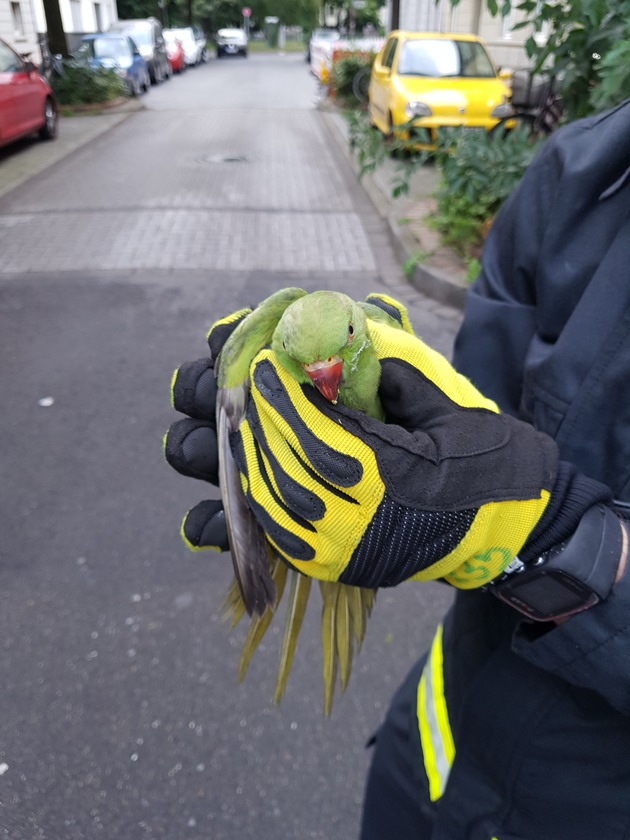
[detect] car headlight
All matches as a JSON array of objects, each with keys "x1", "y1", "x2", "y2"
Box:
[
  {"x1": 404, "y1": 101, "x2": 432, "y2": 118},
  {"x1": 491, "y1": 102, "x2": 515, "y2": 118}
]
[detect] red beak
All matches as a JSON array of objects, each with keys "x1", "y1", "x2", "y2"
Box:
[{"x1": 303, "y1": 357, "x2": 343, "y2": 403}]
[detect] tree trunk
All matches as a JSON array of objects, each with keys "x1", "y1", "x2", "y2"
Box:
[
  {"x1": 41, "y1": 0, "x2": 68, "y2": 57},
  {"x1": 389, "y1": 0, "x2": 399, "y2": 30}
]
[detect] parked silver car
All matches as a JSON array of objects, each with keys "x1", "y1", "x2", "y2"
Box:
[
  {"x1": 216, "y1": 28, "x2": 247, "y2": 58},
  {"x1": 192, "y1": 25, "x2": 208, "y2": 63},
  {"x1": 108, "y1": 17, "x2": 171, "y2": 84}
]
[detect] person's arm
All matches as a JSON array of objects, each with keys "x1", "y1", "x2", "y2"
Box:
[
  {"x1": 512, "y1": 517, "x2": 630, "y2": 716},
  {"x1": 452, "y1": 120, "x2": 630, "y2": 715},
  {"x1": 453, "y1": 140, "x2": 563, "y2": 415}
]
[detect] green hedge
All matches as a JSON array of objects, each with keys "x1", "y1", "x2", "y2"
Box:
[{"x1": 52, "y1": 64, "x2": 128, "y2": 106}]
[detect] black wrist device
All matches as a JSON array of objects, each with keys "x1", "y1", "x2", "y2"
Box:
[{"x1": 489, "y1": 504, "x2": 623, "y2": 622}]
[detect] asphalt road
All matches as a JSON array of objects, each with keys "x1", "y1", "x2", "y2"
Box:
[{"x1": 0, "y1": 52, "x2": 460, "y2": 839}]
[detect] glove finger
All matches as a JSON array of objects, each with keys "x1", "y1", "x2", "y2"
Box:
[
  {"x1": 164, "y1": 418, "x2": 219, "y2": 485},
  {"x1": 181, "y1": 499, "x2": 229, "y2": 552},
  {"x1": 207, "y1": 308, "x2": 252, "y2": 361},
  {"x1": 171, "y1": 358, "x2": 217, "y2": 422},
  {"x1": 364, "y1": 293, "x2": 414, "y2": 334}
]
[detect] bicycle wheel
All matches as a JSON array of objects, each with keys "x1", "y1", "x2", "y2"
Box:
[
  {"x1": 489, "y1": 112, "x2": 537, "y2": 141},
  {"x1": 352, "y1": 67, "x2": 371, "y2": 104}
]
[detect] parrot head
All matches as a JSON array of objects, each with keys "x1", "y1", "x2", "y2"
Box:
[{"x1": 271, "y1": 291, "x2": 371, "y2": 405}]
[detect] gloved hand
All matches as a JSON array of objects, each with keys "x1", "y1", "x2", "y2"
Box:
[
  {"x1": 165, "y1": 307, "x2": 252, "y2": 554},
  {"x1": 166, "y1": 294, "x2": 608, "y2": 590}
]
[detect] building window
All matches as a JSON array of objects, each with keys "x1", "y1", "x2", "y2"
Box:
[
  {"x1": 70, "y1": 0, "x2": 83, "y2": 31},
  {"x1": 94, "y1": 3, "x2": 102, "y2": 30},
  {"x1": 11, "y1": 2, "x2": 25, "y2": 37}
]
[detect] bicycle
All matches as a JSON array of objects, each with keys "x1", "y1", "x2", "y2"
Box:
[
  {"x1": 490, "y1": 69, "x2": 563, "y2": 142},
  {"x1": 352, "y1": 64, "x2": 372, "y2": 104},
  {"x1": 37, "y1": 34, "x2": 65, "y2": 84}
]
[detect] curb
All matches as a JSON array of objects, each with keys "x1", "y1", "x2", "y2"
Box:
[{"x1": 319, "y1": 107, "x2": 467, "y2": 310}]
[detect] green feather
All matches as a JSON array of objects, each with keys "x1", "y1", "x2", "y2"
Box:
[
  {"x1": 217, "y1": 287, "x2": 307, "y2": 390},
  {"x1": 320, "y1": 581, "x2": 339, "y2": 716},
  {"x1": 237, "y1": 550, "x2": 289, "y2": 682},
  {"x1": 335, "y1": 585, "x2": 353, "y2": 693},
  {"x1": 273, "y1": 572, "x2": 312, "y2": 706}
]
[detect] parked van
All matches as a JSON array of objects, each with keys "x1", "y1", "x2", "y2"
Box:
[{"x1": 108, "y1": 17, "x2": 171, "y2": 84}]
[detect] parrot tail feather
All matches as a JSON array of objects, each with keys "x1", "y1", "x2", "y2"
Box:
[
  {"x1": 222, "y1": 578, "x2": 248, "y2": 628},
  {"x1": 336, "y1": 585, "x2": 353, "y2": 693},
  {"x1": 320, "y1": 581, "x2": 339, "y2": 716},
  {"x1": 237, "y1": 553, "x2": 289, "y2": 682},
  {"x1": 273, "y1": 571, "x2": 312, "y2": 706}
]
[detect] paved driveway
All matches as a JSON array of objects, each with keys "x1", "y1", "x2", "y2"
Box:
[{"x1": 0, "y1": 52, "x2": 459, "y2": 839}]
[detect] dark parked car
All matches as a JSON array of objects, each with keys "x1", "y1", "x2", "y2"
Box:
[
  {"x1": 108, "y1": 17, "x2": 171, "y2": 84},
  {"x1": 0, "y1": 37, "x2": 57, "y2": 149},
  {"x1": 74, "y1": 33, "x2": 150, "y2": 96}
]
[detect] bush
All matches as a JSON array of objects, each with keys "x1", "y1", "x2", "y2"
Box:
[
  {"x1": 429, "y1": 126, "x2": 544, "y2": 257},
  {"x1": 330, "y1": 52, "x2": 375, "y2": 103},
  {"x1": 52, "y1": 64, "x2": 128, "y2": 106},
  {"x1": 347, "y1": 111, "x2": 545, "y2": 260}
]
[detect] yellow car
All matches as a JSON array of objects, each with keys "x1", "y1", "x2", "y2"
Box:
[{"x1": 368, "y1": 31, "x2": 513, "y2": 148}]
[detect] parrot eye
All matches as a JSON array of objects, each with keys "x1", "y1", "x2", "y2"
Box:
[{"x1": 347, "y1": 323, "x2": 354, "y2": 341}]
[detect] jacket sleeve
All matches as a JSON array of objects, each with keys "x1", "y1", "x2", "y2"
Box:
[
  {"x1": 452, "y1": 113, "x2": 630, "y2": 716},
  {"x1": 452, "y1": 140, "x2": 563, "y2": 416},
  {"x1": 511, "y1": 555, "x2": 630, "y2": 717}
]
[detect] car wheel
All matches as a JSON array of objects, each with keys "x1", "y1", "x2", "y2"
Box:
[
  {"x1": 241, "y1": 49, "x2": 247, "y2": 57},
  {"x1": 38, "y1": 97, "x2": 57, "y2": 140},
  {"x1": 165, "y1": 60, "x2": 172, "y2": 79}
]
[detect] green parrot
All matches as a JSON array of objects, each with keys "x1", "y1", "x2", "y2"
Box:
[{"x1": 215, "y1": 287, "x2": 404, "y2": 714}]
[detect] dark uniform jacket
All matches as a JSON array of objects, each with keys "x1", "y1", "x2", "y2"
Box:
[{"x1": 404, "y1": 100, "x2": 630, "y2": 840}]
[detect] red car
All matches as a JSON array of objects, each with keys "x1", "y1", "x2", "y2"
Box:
[
  {"x1": 163, "y1": 31, "x2": 186, "y2": 74},
  {"x1": 0, "y1": 37, "x2": 57, "y2": 149}
]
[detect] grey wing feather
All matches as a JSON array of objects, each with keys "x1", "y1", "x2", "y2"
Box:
[{"x1": 217, "y1": 385, "x2": 276, "y2": 617}]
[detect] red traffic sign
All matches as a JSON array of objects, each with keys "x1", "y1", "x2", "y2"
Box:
[{"x1": 242, "y1": 6, "x2": 251, "y2": 16}]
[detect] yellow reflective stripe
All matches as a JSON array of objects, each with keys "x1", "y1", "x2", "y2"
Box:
[{"x1": 417, "y1": 624, "x2": 455, "y2": 801}]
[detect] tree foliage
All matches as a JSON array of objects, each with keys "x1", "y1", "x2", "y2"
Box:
[{"x1": 464, "y1": 0, "x2": 630, "y2": 119}]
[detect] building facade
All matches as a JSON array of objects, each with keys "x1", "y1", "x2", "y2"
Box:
[
  {"x1": 397, "y1": 0, "x2": 534, "y2": 70},
  {"x1": 1, "y1": 0, "x2": 118, "y2": 61}
]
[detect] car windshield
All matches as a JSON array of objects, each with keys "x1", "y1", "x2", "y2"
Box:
[
  {"x1": 125, "y1": 26, "x2": 151, "y2": 46},
  {"x1": 92, "y1": 37, "x2": 128, "y2": 59},
  {"x1": 312, "y1": 29, "x2": 338, "y2": 40},
  {"x1": 171, "y1": 28, "x2": 194, "y2": 44},
  {"x1": 397, "y1": 39, "x2": 495, "y2": 78}
]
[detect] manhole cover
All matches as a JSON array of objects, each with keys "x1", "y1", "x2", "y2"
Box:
[{"x1": 197, "y1": 154, "x2": 249, "y2": 165}]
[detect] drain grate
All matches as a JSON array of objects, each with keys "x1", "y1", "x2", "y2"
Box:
[{"x1": 198, "y1": 153, "x2": 249, "y2": 165}]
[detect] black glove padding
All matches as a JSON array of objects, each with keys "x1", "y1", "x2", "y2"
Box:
[{"x1": 165, "y1": 307, "x2": 252, "y2": 552}]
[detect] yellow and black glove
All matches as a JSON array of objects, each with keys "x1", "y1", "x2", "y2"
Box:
[{"x1": 166, "y1": 295, "x2": 611, "y2": 590}]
